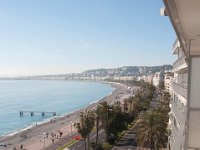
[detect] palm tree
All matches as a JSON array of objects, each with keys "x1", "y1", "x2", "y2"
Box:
[
  {"x1": 126, "y1": 97, "x2": 141, "y2": 118},
  {"x1": 133, "y1": 110, "x2": 169, "y2": 150},
  {"x1": 86, "y1": 110, "x2": 95, "y2": 150},
  {"x1": 74, "y1": 112, "x2": 88, "y2": 150},
  {"x1": 131, "y1": 98, "x2": 141, "y2": 114},
  {"x1": 97, "y1": 101, "x2": 110, "y2": 142},
  {"x1": 95, "y1": 107, "x2": 101, "y2": 150},
  {"x1": 74, "y1": 110, "x2": 95, "y2": 150}
]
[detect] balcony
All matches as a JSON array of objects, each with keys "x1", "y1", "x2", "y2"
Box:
[
  {"x1": 173, "y1": 56, "x2": 187, "y2": 72},
  {"x1": 172, "y1": 82, "x2": 187, "y2": 98},
  {"x1": 171, "y1": 102, "x2": 182, "y2": 123},
  {"x1": 173, "y1": 39, "x2": 180, "y2": 54}
]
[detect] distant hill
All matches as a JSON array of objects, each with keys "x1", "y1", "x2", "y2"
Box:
[
  {"x1": 0, "y1": 65, "x2": 172, "y2": 80},
  {"x1": 82, "y1": 65, "x2": 172, "y2": 77}
]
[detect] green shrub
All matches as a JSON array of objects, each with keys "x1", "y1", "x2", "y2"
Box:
[
  {"x1": 127, "y1": 124, "x2": 132, "y2": 129},
  {"x1": 117, "y1": 130, "x2": 126, "y2": 138},
  {"x1": 102, "y1": 142, "x2": 112, "y2": 150}
]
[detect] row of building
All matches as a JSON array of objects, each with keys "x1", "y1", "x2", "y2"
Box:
[
  {"x1": 137, "y1": 71, "x2": 173, "y2": 92},
  {"x1": 69, "y1": 71, "x2": 174, "y2": 93},
  {"x1": 76, "y1": 72, "x2": 174, "y2": 93}
]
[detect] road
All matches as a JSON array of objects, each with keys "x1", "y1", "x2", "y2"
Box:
[
  {"x1": 45, "y1": 123, "x2": 138, "y2": 150},
  {"x1": 69, "y1": 130, "x2": 106, "y2": 150},
  {"x1": 45, "y1": 129, "x2": 105, "y2": 150}
]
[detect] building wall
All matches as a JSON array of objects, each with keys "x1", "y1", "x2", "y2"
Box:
[
  {"x1": 188, "y1": 57, "x2": 200, "y2": 148},
  {"x1": 169, "y1": 40, "x2": 188, "y2": 150},
  {"x1": 162, "y1": 0, "x2": 200, "y2": 149},
  {"x1": 164, "y1": 74, "x2": 173, "y2": 93},
  {"x1": 169, "y1": 91, "x2": 187, "y2": 150},
  {"x1": 152, "y1": 72, "x2": 164, "y2": 87}
]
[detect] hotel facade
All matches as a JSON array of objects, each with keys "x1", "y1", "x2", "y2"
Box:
[{"x1": 162, "y1": 0, "x2": 200, "y2": 149}]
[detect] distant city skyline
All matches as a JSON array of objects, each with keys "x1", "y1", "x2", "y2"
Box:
[{"x1": 0, "y1": 0, "x2": 176, "y2": 76}]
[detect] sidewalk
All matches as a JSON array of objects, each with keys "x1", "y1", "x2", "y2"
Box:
[
  {"x1": 112, "y1": 127, "x2": 137, "y2": 150},
  {"x1": 25, "y1": 123, "x2": 76, "y2": 150}
]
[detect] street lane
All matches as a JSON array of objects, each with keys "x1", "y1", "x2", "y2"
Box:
[{"x1": 69, "y1": 130, "x2": 105, "y2": 150}]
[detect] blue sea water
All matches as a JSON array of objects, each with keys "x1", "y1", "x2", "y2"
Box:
[{"x1": 0, "y1": 80, "x2": 113, "y2": 136}]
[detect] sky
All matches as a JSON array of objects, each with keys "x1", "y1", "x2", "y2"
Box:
[{"x1": 0, "y1": 0, "x2": 176, "y2": 76}]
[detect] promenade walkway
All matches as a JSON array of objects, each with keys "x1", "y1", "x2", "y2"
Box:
[{"x1": 112, "y1": 127, "x2": 137, "y2": 150}]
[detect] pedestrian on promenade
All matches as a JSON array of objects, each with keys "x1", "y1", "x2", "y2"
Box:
[
  {"x1": 52, "y1": 139, "x2": 54, "y2": 143},
  {"x1": 46, "y1": 132, "x2": 49, "y2": 138},
  {"x1": 20, "y1": 144, "x2": 23, "y2": 149},
  {"x1": 59, "y1": 132, "x2": 62, "y2": 138}
]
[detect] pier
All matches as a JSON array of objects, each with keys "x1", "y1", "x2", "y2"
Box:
[{"x1": 19, "y1": 111, "x2": 56, "y2": 117}]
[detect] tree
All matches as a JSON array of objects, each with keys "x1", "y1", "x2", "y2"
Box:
[
  {"x1": 97, "y1": 101, "x2": 111, "y2": 142},
  {"x1": 86, "y1": 110, "x2": 95, "y2": 150},
  {"x1": 162, "y1": 91, "x2": 170, "y2": 102},
  {"x1": 125, "y1": 96, "x2": 141, "y2": 118},
  {"x1": 95, "y1": 107, "x2": 101, "y2": 150},
  {"x1": 96, "y1": 101, "x2": 132, "y2": 144},
  {"x1": 131, "y1": 97, "x2": 141, "y2": 115},
  {"x1": 74, "y1": 112, "x2": 88, "y2": 150},
  {"x1": 74, "y1": 110, "x2": 95, "y2": 150},
  {"x1": 109, "y1": 109, "x2": 128, "y2": 140},
  {"x1": 133, "y1": 110, "x2": 169, "y2": 150}
]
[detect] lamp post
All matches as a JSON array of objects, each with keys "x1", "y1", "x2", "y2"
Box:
[
  {"x1": 43, "y1": 132, "x2": 46, "y2": 149},
  {"x1": 71, "y1": 121, "x2": 73, "y2": 134}
]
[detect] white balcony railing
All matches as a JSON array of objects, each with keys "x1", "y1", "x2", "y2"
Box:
[
  {"x1": 173, "y1": 39, "x2": 180, "y2": 54},
  {"x1": 173, "y1": 56, "x2": 187, "y2": 71},
  {"x1": 172, "y1": 82, "x2": 187, "y2": 98},
  {"x1": 171, "y1": 102, "x2": 182, "y2": 123}
]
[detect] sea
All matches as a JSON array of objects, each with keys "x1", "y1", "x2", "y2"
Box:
[{"x1": 0, "y1": 80, "x2": 114, "y2": 136}]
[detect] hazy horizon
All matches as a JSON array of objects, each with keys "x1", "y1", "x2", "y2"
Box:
[{"x1": 0, "y1": 64, "x2": 172, "y2": 77}]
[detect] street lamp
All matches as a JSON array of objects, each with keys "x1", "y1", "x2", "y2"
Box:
[
  {"x1": 43, "y1": 132, "x2": 46, "y2": 149},
  {"x1": 71, "y1": 121, "x2": 73, "y2": 134}
]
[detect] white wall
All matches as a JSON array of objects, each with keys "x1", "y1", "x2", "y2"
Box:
[{"x1": 188, "y1": 57, "x2": 200, "y2": 148}]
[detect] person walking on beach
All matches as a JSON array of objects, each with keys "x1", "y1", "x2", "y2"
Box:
[{"x1": 59, "y1": 132, "x2": 62, "y2": 138}]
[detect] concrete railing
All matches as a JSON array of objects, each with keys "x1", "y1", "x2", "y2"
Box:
[
  {"x1": 171, "y1": 102, "x2": 182, "y2": 124},
  {"x1": 173, "y1": 39, "x2": 180, "y2": 54},
  {"x1": 172, "y1": 82, "x2": 187, "y2": 98},
  {"x1": 173, "y1": 56, "x2": 187, "y2": 70}
]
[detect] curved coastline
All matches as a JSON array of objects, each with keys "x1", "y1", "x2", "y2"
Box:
[{"x1": 0, "y1": 81, "x2": 133, "y2": 150}]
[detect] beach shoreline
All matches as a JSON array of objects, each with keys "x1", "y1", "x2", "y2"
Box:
[{"x1": 0, "y1": 81, "x2": 134, "y2": 150}]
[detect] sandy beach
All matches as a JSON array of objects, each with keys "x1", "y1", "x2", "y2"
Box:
[{"x1": 0, "y1": 82, "x2": 135, "y2": 150}]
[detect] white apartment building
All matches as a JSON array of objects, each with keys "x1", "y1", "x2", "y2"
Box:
[
  {"x1": 152, "y1": 72, "x2": 164, "y2": 87},
  {"x1": 169, "y1": 40, "x2": 188, "y2": 150},
  {"x1": 137, "y1": 76, "x2": 142, "y2": 81},
  {"x1": 113, "y1": 76, "x2": 135, "y2": 81},
  {"x1": 136, "y1": 74, "x2": 153, "y2": 84},
  {"x1": 162, "y1": 0, "x2": 200, "y2": 149},
  {"x1": 164, "y1": 73, "x2": 173, "y2": 93},
  {"x1": 143, "y1": 74, "x2": 153, "y2": 84}
]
